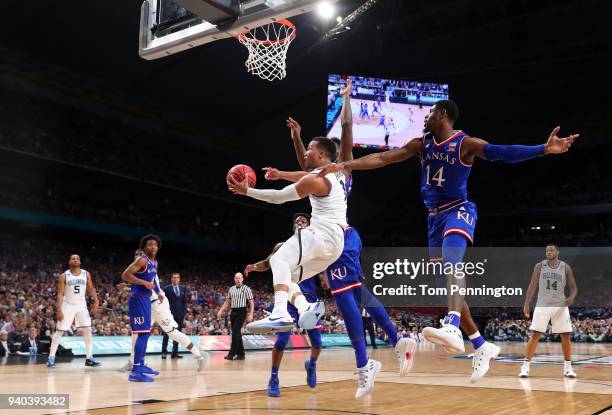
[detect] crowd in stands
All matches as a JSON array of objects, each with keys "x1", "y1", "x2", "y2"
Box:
[{"x1": 2, "y1": 235, "x2": 610, "y2": 355}]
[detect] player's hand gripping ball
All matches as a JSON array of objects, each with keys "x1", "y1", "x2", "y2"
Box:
[{"x1": 227, "y1": 164, "x2": 256, "y2": 194}]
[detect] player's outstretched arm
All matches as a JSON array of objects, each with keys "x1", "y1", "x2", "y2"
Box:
[
  {"x1": 287, "y1": 117, "x2": 308, "y2": 171},
  {"x1": 565, "y1": 264, "x2": 578, "y2": 307},
  {"x1": 462, "y1": 127, "x2": 580, "y2": 164},
  {"x1": 338, "y1": 79, "x2": 354, "y2": 165},
  {"x1": 86, "y1": 271, "x2": 99, "y2": 315},
  {"x1": 262, "y1": 167, "x2": 308, "y2": 183},
  {"x1": 318, "y1": 137, "x2": 422, "y2": 176},
  {"x1": 228, "y1": 173, "x2": 329, "y2": 204},
  {"x1": 121, "y1": 257, "x2": 155, "y2": 291},
  {"x1": 523, "y1": 263, "x2": 541, "y2": 318}
]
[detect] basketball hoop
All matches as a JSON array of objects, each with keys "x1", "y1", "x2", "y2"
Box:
[{"x1": 237, "y1": 20, "x2": 296, "y2": 81}]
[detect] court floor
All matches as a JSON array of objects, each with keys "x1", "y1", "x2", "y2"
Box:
[{"x1": 1, "y1": 342, "x2": 610, "y2": 415}]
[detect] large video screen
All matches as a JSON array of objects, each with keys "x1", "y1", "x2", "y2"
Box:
[{"x1": 326, "y1": 75, "x2": 449, "y2": 149}]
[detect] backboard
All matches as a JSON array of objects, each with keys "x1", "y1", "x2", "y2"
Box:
[{"x1": 139, "y1": 0, "x2": 334, "y2": 60}]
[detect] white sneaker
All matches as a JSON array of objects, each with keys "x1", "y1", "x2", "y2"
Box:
[
  {"x1": 297, "y1": 301, "x2": 325, "y2": 330},
  {"x1": 518, "y1": 362, "x2": 530, "y2": 378},
  {"x1": 196, "y1": 353, "x2": 208, "y2": 372},
  {"x1": 394, "y1": 337, "x2": 416, "y2": 376},
  {"x1": 246, "y1": 311, "x2": 294, "y2": 334},
  {"x1": 422, "y1": 322, "x2": 465, "y2": 353},
  {"x1": 117, "y1": 360, "x2": 132, "y2": 373},
  {"x1": 354, "y1": 359, "x2": 381, "y2": 399},
  {"x1": 469, "y1": 342, "x2": 500, "y2": 383},
  {"x1": 563, "y1": 367, "x2": 577, "y2": 378}
]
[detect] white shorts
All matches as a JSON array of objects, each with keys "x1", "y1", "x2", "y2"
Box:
[
  {"x1": 151, "y1": 298, "x2": 179, "y2": 333},
  {"x1": 57, "y1": 302, "x2": 91, "y2": 331},
  {"x1": 273, "y1": 223, "x2": 344, "y2": 283},
  {"x1": 530, "y1": 306, "x2": 572, "y2": 334}
]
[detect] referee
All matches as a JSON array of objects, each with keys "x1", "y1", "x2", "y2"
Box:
[{"x1": 217, "y1": 272, "x2": 253, "y2": 360}]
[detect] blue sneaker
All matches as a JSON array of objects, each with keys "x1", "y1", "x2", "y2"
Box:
[
  {"x1": 267, "y1": 375, "x2": 280, "y2": 397},
  {"x1": 128, "y1": 371, "x2": 155, "y2": 382},
  {"x1": 305, "y1": 360, "x2": 317, "y2": 388},
  {"x1": 139, "y1": 364, "x2": 160, "y2": 376},
  {"x1": 46, "y1": 356, "x2": 56, "y2": 368}
]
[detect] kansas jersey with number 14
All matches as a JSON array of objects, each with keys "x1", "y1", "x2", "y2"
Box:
[{"x1": 421, "y1": 131, "x2": 478, "y2": 248}]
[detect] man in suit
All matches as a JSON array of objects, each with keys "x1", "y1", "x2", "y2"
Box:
[
  {"x1": 162, "y1": 273, "x2": 188, "y2": 359},
  {"x1": 19, "y1": 327, "x2": 42, "y2": 354},
  {"x1": 0, "y1": 329, "x2": 17, "y2": 356}
]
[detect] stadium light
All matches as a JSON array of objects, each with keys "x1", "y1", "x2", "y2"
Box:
[{"x1": 317, "y1": 2, "x2": 335, "y2": 19}]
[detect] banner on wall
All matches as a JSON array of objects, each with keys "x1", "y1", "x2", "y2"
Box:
[{"x1": 60, "y1": 334, "x2": 386, "y2": 356}]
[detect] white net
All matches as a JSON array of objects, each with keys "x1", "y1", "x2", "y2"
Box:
[{"x1": 237, "y1": 20, "x2": 296, "y2": 81}]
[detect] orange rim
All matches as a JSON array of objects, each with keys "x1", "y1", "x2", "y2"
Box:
[{"x1": 236, "y1": 19, "x2": 296, "y2": 46}]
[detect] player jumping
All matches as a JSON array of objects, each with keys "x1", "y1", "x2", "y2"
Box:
[
  {"x1": 319, "y1": 99, "x2": 579, "y2": 383},
  {"x1": 118, "y1": 249, "x2": 207, "y2": 373},
  {"x1": 47, "y1": 254, "x2": 101, "y2": 368},
  {"x1": 520, "y1": 244, "x2": 577, "y2": 378},
  {"x1": 244, "y1": 213, "x2": 323, "y2": 397},
  {"x1": 120, "y1": 234, "x2": 163, "y2": 382},
  {"x1": 228, "y1": 138, "x2": 345, "y2": 334},
  {"x1": 268, "y1": 79, "x2": 415, "y2": 399}
]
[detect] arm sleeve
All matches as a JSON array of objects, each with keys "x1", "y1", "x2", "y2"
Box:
[
  {"x1": 482, "y1": 143, "x2": 545, "y2": 163},
  {"x1": 246, "y1": 183, "x2": 301, "y2": 204}
]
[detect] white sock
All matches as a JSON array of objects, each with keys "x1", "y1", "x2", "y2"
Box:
[
  {"x1": 169, "y1": 329, "x2": 202, "y2": 358},
  {"x1": 49, "y1": 330, "x2": 64, "y2": 358},
  {"x1": 292, "y1": 293, "x2": 310, "y2": 315},
  {"x1": 83, "y1": 327, "x2": 93, "y2": 359},
  {"x1": 564, "y1": 360, "x2": 572, "y2": 369},
  {"x1": 273, "y1": 291, "x2": 289, "y2": 315},
  {"x1": 523, "y1": 359, "x2": 531, "y2": 368},
  {"x1": 130, "y1": 333, "x2": 137, "y2": 362}
]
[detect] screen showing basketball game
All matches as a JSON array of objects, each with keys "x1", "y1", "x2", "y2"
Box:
[{"x1": 326, "y1": 74, "x2": 449, "y2": 149}]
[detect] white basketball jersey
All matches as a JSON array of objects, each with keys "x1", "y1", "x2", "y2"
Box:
[
  {"x1": 537, "y1": 260, "x2": 566, "y2": 306},
  {"x1": 309, "y1": 170, "x2": 348, "y2": 228},
  {"x1": 63, "y1": 269, "x2": 88, "y2": 305}
]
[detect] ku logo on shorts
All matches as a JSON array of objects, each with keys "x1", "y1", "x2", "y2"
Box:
[
  {"x1": 329, "y1": 266, "x2": 348, "y2": 281},
  {"x1": 457, "y1": 209, "x2": 474, "y2": 226}
]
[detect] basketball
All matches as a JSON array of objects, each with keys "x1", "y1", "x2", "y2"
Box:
[{"x1": 227, "y1": 164, "x2": 256, "y2": 187}]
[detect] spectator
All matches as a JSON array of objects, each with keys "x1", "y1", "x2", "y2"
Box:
[{"x1": 0, "y1": 329, "x2": 16, "y2": 356}]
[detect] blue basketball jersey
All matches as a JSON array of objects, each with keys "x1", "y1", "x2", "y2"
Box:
[
  {"x1": 131, "y1": 256, "x2": 158, "y2": 297},
  {"x1": 421, "y1": 131, "x2": 472, "y2": 209}
]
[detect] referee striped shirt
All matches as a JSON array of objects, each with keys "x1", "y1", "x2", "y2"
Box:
[{"x1": 228, "y1": 284, "x2": 253, "y2": 308}]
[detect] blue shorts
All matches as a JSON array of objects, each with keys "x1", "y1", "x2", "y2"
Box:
[
  {"x1": 328, "y1": 227, "x2": 363, "y2": 295},
  {"x1": 428, "y1": 201, "x2": 477, "y2": 257},
  {"x1": 128, "y1": 295, "x2": 152, "y2": 333}
]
